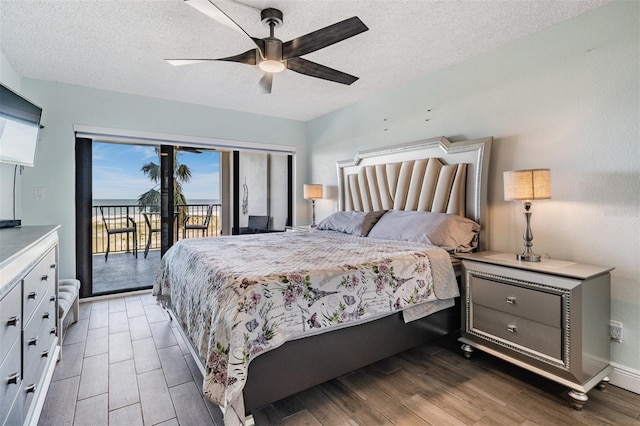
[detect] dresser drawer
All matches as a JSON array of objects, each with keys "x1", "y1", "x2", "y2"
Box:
[
  {"x1": 470, "y1": 276, "x2": 561, "y2": 328},
  {"x1": 0, "y1": 283, "x2": 22, "y2": 363},
  {"x1": 4, "y1": 390, "x2": 23, "y2": 426},
  {"x1": 473, "y1": 304, "x2": 562, "y2": 359},
  {"x1": 23, "y1": 249, "x2": 56, "y2": 324},
  {"x1": 0, "y1": 337, "x2": 21, "y2": 417},
  {"x1": 23, "y1": 285, "x2": 57, "y2": 392}
]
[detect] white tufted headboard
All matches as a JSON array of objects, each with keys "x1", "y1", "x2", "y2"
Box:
[{"x1": 336, "y1": 136, "x2": 493, "y2": 251}]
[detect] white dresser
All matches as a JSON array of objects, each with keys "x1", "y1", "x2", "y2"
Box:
[
  {"x1": 457, "y1": 251, "x2": 613, "y2": 410},
  {"x1": 0, "y1": 226, "x2": 59, "y2": 425}
]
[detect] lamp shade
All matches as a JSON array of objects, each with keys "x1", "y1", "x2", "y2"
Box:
[
  {"x1": 304, "y1": 184, "x2": 323, "y2": 200},
  {"x1": 504, "y1": 169, "x2": 551, "y2": 201}
]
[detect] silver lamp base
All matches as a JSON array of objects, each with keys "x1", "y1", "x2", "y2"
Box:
[
  {"x1": 517, "y1": 253, "x2": 541, "y2": 262},
  {"x1": 517, "y1": 202, "x2": 541, "y2": 262},
  {"x1": 310, "y1": 199, "x2": 317, "y2": 228}
]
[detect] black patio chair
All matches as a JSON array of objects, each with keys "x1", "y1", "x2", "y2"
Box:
[
  {"x1": 182, "y1": 204, "x2": 214, "y2": 239},
  {"x1": 143, "y1": 212, "x2": 161, "y2": 258},
  {"x1": 239, "y1": 215, "x2": 271, "y2": 234},
  {"x1": 99, "y1": 206, "x2": 137, "y2": 261}
]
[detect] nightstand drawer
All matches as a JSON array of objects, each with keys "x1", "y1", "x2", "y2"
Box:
[
  {"x1": 473, "y1": 304, "x2": 562, "y2": 359},
  {"x1": 471, "y1": 276, "x2": 561, "y2": 328}
]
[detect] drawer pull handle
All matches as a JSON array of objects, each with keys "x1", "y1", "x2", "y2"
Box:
[
  {"x1": 43, "y1": 312, "x2": 50, "y2": 319},
  {"x1": 7, "y1": 315, "x2": 20, "y2": 327},
  {"x1": 50, "y1": 263, "x2": 56, "y2": 269},
  {"x1": 25, "y1": 384, "x2": 36, "y2": 393},
  {"x1": 28, "y1": 336, "x2": 39, "y2": 346},
  {"x1": 50, "y1": 295, "x2": 56, "y2": 302},
  {"x1": 505, "y1": 296, "x2": 517, "y2": 305},
  {"x1": 7, "y1": 373, "x2": 19, "y2": 385},
  {"x1": 28, "y1": 291, "x2": 38, "y2": 299},
  {"x1": 42, "y1": 350, "x2": 49, "y2": 358},
  {"x1": 50, "y1": 327, "x2": 57, "y2": 335},
  {"x1": 507, "y1": 325, "x2": 517, "y2": 333},
  {"x1": 41, "y1": 275, "x2": 49, "y2": 281}
]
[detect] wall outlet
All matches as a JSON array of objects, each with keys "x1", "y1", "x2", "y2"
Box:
[
  {"x1": 610, "y1": 320, "x2": 623, "y2": 342},
  {"x1": 34, "y1": 187, "x2": 45, "y2": 200}
]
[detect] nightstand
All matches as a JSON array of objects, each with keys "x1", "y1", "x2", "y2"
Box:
[{"x1": 457, "y1": 251, "x2": 614, "y2": 410}]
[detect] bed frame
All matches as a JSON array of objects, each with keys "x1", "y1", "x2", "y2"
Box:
[
  {"x1": 243, "y1": 136, "x2": 492, "y2": 412},
  {"x1": 174, "y1": 136, "x2": 492, "y2": 421}
]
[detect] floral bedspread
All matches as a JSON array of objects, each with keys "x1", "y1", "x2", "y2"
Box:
[{"x1": 153, "y1": 230, "x2": 458, "y2": 419}]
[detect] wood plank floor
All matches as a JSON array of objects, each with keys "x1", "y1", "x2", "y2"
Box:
[{"x1": 39, "y1": 292, "x2": 640, "y2": 426}]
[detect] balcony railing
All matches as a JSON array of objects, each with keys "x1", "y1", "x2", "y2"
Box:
[{"x1": 92, "y1": 204, "x2": 222, "y2": 255}]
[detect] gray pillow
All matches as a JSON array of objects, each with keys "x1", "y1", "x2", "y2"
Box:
[
  {"x1": 367, "y1": 210, "x2": 480, "y2": 253},
  {"x1": 316, "y1": 210, "x2": 386, "y2": 237}
]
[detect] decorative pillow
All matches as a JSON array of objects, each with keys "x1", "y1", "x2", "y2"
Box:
[
  {"x1": 367, "y1": 210, "x2": 480, "y2": 253},
  {"x1": 316, "y1": 210, "x2": 386, "y2": 237}
]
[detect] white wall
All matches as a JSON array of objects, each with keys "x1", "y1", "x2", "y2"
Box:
[
  {"x1": 270, "y1": 153, "x2": 290, "y2": 230},
  {"x1": 307, "y1": 1, "x2": 639, "y2": 377},
  {"x1": 238, "y1": 152, "x2": 268, "y2": 226},
  {"x1": 0, "y1": 79, "x2": 307, "y2": 282}
]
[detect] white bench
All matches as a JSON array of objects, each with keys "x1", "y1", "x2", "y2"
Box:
[{"x1": 58, "y1": 278, "x2": 80, "y2": 343}]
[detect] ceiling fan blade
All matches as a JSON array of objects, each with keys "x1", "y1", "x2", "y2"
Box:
[
  {"x1": 215, "y1": 49, "x2": 258, "y2": 65},
  {"x1": 286, "y1": 57, "x2": 358, "y2": 85},
  {"x1": 166, "y1": 49, "x2": 257, "y2": 66},
  {"x1": 166, "y1": 59, "x2": 215, "y2": 66},
  {"x1": 184, "y1": 0, "x2": 265, "y2": 56},
  {"x1": 282, "y1": 17, "x2": 368, "y2": 60},
  {"x1": 258, "y1": 73, "x2": 273, "y2": 94}
]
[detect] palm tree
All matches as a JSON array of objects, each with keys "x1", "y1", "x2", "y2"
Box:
[{"x1": 137, "y1": 147, "x2": 192, "y2": 214}]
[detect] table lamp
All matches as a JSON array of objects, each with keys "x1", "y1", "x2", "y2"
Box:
[
  {"x1": 503, "y1": 169, "x2": 551, "y2": 262},
  {"x1": 303, "y1": 184, "x2": 323, "y2": 227}
]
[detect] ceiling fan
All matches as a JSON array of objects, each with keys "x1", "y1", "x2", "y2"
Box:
[{"x1": 166, "y1": 0, "x2": 369, "y2": 94}]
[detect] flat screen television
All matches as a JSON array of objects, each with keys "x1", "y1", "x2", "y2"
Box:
[{"x1": 0, "y1": 83, "x2": 42, "y2": 167}]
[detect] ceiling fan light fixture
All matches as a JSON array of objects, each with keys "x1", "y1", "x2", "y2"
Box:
[{"x1": 258, "y1": 59, "x2": 285, "y2": 73}]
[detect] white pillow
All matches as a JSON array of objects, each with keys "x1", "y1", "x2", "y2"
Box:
[{"x1": 367, "y1": 210, "x2": 480, "y2": 253}]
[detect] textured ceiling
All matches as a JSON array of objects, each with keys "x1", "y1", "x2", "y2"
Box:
[{"x1": 0, "y1": 0, "x2": 611, "y2": 122}]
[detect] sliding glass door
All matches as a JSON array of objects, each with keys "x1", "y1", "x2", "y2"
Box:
[
  {"x1": 90, "y1": 141, "x2": 162, "y2": 294},
  {"x1": 76, "y1": 138, "x2": 221, "y2": 297}
]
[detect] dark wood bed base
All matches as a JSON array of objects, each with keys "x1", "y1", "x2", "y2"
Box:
[
  {"x1": 243, "y1": 297, "x2": 461, "y2": 414},
  {"x1": 241, "y1": 136, "x2": 492, "y2": 414}
]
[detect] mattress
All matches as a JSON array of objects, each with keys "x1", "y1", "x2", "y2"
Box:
[{"x1": 153, "y1": 230, "x2": 458, "y2": 412}]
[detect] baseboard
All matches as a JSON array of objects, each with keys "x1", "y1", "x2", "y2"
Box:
[{"x1": 609, "y1": 362, "x2": 640, "y2": 394}]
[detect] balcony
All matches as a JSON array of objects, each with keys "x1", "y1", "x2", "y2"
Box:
[{"x1": 92, "y1": 203, "x2": 221, "y2": 294}]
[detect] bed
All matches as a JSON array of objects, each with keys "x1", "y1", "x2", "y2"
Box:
[{"x1": 153, "y1": 135, "x2": 492, "y2": 425}]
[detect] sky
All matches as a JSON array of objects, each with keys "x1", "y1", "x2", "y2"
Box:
[{"x1": 92, "y1": 142, "x2": 220, "y2": 201}]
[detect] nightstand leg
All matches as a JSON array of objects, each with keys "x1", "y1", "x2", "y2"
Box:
[
  {"x1": 596, "y1": 376, "x2": 610, "y2": 391},
  {"x1": 568, "y1": 390, "x2": 588, "y2": 410},
  {"x1": 461, "y1": 344, "x2": 474, "y2": 359}
]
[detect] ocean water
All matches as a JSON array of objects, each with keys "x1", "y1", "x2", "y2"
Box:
[{"x1": 93, "y1": 199, "x2": 220, "y2": 206}]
